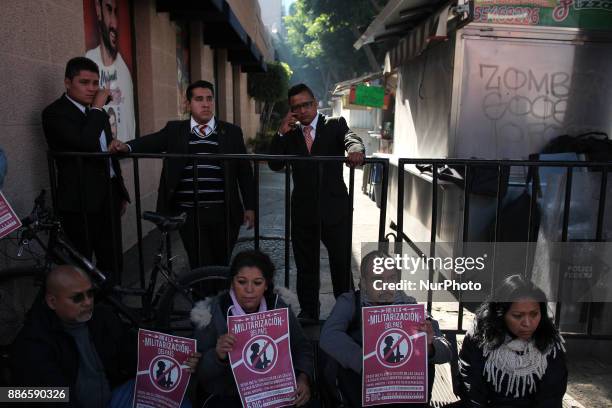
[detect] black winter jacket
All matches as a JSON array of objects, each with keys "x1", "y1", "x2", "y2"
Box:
[
  {"x1": 10, "y1": 298, "x2": 136, "y2": 407},
  {"x1": 458, "y1": 333, "x2": 567, "y2": 408}
]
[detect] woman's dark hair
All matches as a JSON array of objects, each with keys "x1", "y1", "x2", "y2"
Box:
[
  {"x1": 230, "y1": 250, "x2": 275, "y2": 294},
  {"x1": 473, "y1": 274, "x2": 561, "y2": 352}
]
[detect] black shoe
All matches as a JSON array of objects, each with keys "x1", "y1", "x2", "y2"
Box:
[{"x1": 297, "y1": 310, "x2": 319, "y2": 324}]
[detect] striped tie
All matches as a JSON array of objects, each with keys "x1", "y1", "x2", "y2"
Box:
[
  {"x1": 197, "y1": 125, "x2": 209, "y2": 137},
  {"x1": 303, "y1": 125, "x2": 313, "y2": 153}
]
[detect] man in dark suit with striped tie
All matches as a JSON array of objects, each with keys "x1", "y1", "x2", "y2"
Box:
[
  {"x1": 268, "y1": 83, "x2": 365, "y2": 320},
  {"x1": 110, "y1": 80, "x2": 254, "y2": 268},
  {"x1": 42, "y1": 57, "x2": 130, "y2": 284}
]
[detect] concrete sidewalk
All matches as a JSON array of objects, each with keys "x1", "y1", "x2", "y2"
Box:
[{"x1": 122, "y1": 165, "x2": 610, "y2": 407}]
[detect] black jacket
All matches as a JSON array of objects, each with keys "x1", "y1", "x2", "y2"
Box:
[
  {"x1": 268, "y1": 114, "x2": 364, "y2": 224},
  {"x1": 458, "y1": 333, "x2": 567, "y2": 408},
  {"x1": 127, "y1": 119, "x2": 254, "y2": 223},
  {"x1": 42, "y1": 94, "x2": 130, "y2": 212},
  {"x1": 192, "y1": 289, "x2": 314, "y2": 398},
  {"x1": 10, "y1": 298, "x2": 136, "y2": 407}
]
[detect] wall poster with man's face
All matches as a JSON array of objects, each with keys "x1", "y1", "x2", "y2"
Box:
[{"x1": 83, "y1": 0, "x2": 136, "y2": 142}]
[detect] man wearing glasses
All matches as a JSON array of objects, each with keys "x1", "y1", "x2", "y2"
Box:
[
  {"x1": 11, "y1": 265, "x2": 200, "y2": 406},
  {"x1": 10, "y1": 265, "x2": 132, "y2": 407},
  {"x1": 269, "y1": 83, "x2": 365, "y2": 321}
]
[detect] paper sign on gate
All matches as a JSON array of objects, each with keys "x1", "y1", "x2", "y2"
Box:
[
  {"x1": 362, "y1": 304, "x2": 428, "y2": 406},
  {"x1": 133, "y1": 329, "x2": 196, "y2": 408},
  {"x1": 228, "y1": 308, "x2": 297, "y2": 408},
  {"x1": 0, "y1": 191, "x2": 21, "y2": 239}
]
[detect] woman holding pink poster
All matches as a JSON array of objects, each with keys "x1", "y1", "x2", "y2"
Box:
[
  {"x1": 458, "y1": 275, "x2": 567, "y2": 407},
  {"x1": 191, "y1": 250, "x2": 314, "y2": 407},
  {"x1": 320, "y1": 250, "x2": 452, "y2": 407}
]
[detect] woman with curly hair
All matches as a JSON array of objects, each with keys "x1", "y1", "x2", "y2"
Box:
[
  {"x1": 191, "y1": 250, "x2": 314, "y2": 407},
  {"x1": 458, "y1": 274, "x2": 567, "y2": 407}
]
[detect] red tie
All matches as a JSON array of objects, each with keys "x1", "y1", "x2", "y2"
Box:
[
  {"x1": 303, "y1": 125, "x2": 313, "y2": 153},
  {"x1": 197, "y1": 124, "x2": 210, "y2": 137}
]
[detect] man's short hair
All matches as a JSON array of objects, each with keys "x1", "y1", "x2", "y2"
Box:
[
  {"x1": 65, "y1": 57, "x2": 99, "y2": 80},
  {"x1": 187, "y1": 80, "x2": 215, "y2": 101},
  {"x1": 288, "y1": 83, "x2": 315, "y2": 100}
]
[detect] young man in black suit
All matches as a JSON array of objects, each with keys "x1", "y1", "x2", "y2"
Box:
[
  {"x1": 110, "y1": 80, "x2": 254, "y2": 268},
  {"x1": 42, "y1": 57, "x2": 130, "y2": 284},
  {"x1": 268, "y1": 83, "x2": 365, "y2": 320}
]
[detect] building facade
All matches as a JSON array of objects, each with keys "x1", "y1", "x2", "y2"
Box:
[{"x1": 0, "y1": 0, "x2": 274, "y2": 267}]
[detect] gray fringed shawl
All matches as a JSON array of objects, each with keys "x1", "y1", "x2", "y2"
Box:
[{"x1": 482, "y1": 336, "x2": 565, "y2": 398}]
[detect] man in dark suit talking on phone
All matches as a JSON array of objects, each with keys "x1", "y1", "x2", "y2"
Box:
[
  {"x1": 42, "y1": 57, "x2": 130, "y2": 284},
  {"x1": 268, "y1": 83, "x2": 365, "y2": 320}
]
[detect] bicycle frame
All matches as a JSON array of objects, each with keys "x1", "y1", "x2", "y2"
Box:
[
  {"x1": 14, "y1": 191, "x2": 203, "y2": 333},
  {"x1": 143, "y1": 229, "x2": 198, "y2": 319},
  {"x1": 19, "y1": 215, "x2": 141, "y2": 327}
]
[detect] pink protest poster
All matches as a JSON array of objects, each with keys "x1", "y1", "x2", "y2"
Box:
[
  {"x1": 133, "y1": 329, "x2": 196, "y2": 408},
  {"x1": 362, "y1": 304, "x2": 428, "y2": 406},
  {"x1": 228, "y1": 308, "x2": 297, "y2": 408},
  {"x1": 0, "y1": 192, "x2": 21, "y2": 239}
]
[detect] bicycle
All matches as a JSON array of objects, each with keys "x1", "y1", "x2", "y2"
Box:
[{"x1": 0, "y1": 191, "x2": 231, "y2": 348}]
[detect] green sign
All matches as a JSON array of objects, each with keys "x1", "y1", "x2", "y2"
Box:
[
  {"x1": 352, "y1": 84, "x2": 385, "y2": 108},
  {"x1": 473, "y1": 0, "x2": 612, "y2": 30}
]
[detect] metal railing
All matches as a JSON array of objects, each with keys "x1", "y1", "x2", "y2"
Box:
[
  {"x1": 46, "y1": 151, "x2": 612, "y2": 339},
  {"x1": 395, "y1": 158, "x2": 611, "y2": 339},
  {"x1": 47, "y1": 151, "x2": 389, "y2": 293}
]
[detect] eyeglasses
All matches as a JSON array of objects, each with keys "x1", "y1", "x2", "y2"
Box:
[
  {"x1": 69, "y1": 288, "x2": 95, "y2": 304},
  {"x1": 290, "y1": 100, "x2": 315, "y2": 113}
]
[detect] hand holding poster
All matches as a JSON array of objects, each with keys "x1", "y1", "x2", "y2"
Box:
[
  {"x1": 0, "y1": 191, "x2": 21, "y2": 239},
  {"x1": 228, "y1": 308, "x2": 297, "y2": 408},
  {"x1": 362, "y1": 304, "x2": 428, "y2": 406},
  {"x1": 133, "y1": 329, "x2": 196, "y2": 408}
]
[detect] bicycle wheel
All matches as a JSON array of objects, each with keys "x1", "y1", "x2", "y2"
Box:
[
  {"x1": 0, "y1": 267, "x2": 45, "y2": 346},
  {"x1": 155, "y1": 266, "x2": 230, "y2": 334}
]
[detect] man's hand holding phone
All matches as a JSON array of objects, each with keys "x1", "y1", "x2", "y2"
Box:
[
  {"x1": 92, "y1": 86, "x2": 112, "y2": 109},
  {"x1": 278, "y1": 111, "x2": 299, "y2": 135}
]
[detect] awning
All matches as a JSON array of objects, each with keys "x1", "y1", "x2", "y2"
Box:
[
  {"x1": 332, "y1": 72, "x2": 384, "y2": 96},
  {"x1": 387, "y1": 5, "x2": 451, "y2": 69},
  {"x1": 353, "y1": 0, "x2": 449, "y2": 49},
  {"x1": 229, "y1": 38, "x2": 267, "y2": 73},
  {"x1": 156, "y1": 0, "x2": 267, "y2": 72},
  {"x1": 355, "y1": 0, "x2": 470, "y2": 69}
]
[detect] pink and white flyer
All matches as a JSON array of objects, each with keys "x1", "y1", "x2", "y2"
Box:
[
  {"x1": 133, "y1": 329, "x2": 196, "y2": 408},
  {"x1": 228, "y1": 308, "x2": 297, "y2": 408},
  {"x1": 0, "y1": 191, "x2": 21, "y2": 239},
  {"x1": 362, "y1": 304, "x2": 428, "y2": 406}
]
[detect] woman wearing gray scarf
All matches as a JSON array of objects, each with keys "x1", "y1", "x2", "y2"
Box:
[{"x1": 458, "y1": 275, "x2": 567, "y2": 407}]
